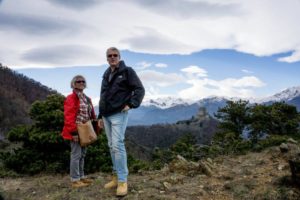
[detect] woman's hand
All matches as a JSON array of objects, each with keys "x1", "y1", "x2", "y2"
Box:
[
  {"x1": 72, "y1": 135, "x2": 79, "y2": 142},
  {"x1": 98, "y1": 119, "x2": 104, "y2": 129}
]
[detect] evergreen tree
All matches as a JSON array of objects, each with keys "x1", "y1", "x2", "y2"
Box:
[
  {"x1": 215, "y1": 100, "x2": 251, "y2": 138},
  {"x1": 1, "y1": 94, "x2": 111, "y2": 174},
  {"x1": 248, "y1": 104, "x2": 270, "y2": 143},
  {"x1": 170, "y1": 133, "x2": 197, "y2": 160},
  {"x1": 250, "y1": 102, "x2": 299, "y2": 138}
]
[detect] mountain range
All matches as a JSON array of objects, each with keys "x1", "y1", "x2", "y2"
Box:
[{"x1": 125, "y1": 86, "x2": 300, "y2": 126}]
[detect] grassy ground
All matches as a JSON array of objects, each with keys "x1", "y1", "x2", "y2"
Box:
[{"x1": 1, "y1": 146, "x2": 300, "y2": 200}]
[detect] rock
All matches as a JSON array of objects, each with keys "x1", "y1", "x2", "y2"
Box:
[
  {"x1": 177, "y1": 155, "x2": 188, "y2": 162},
  {"x1": 224, "y1": 181, "x2": 232, "y2": 190},
  {"x1": 207, "y1": 158, "x2": 213, "y2": 164},
  {"x1": 199, "y1": 161, "x2": 213, "y2": 177},
  {"x1": 287, "y1": 138, "x2": 298, "y2": 144},
  {"x1": 280, "y1": 143, "x2": 289, "y2": 153},
  {"x1": 163, "y1": 181, "x2": 172, "y2": 190},
  {"x1": 278, "y1": 164, "x2": 285, "y2": 170},
  {"x1": 168, "y1": 155, "x2": 214, "y2": 177},
  {"x1": 168, "y1": 174, "x2": 185, "y2": 184},
  {"x1": 282, "y1": 143, "x2": 300, "y2": 161},
  {"x1": 199, "y1": 188, "x2": 207, "y2": 196},
  {"x1": 289, "y1": 159, "x2": 300, "y2": 185}
]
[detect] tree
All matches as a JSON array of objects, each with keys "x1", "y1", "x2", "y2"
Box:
[
  {"x1": 215, "y1": 100, "x2": 251, "y2": 138},
  {"x1": 248, "y1": 104, "x2": 270, "y2": 144},
  {"x1": 1, "y1": 94, "x2": 111, "y2": 174},
  {"x1": 170, "y1": 133, "x2": 197, "y2": 160},
  {"x1": 269, "y1": 102, "x2": 299, "y2": 135},
  {"x1": 250, "y1": 102, "x2": 299, "y2": 137}
]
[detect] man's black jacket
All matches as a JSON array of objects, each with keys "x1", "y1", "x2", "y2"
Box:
[{"x1": 98, "y1": 60, "x2": 145, "y2": 118}]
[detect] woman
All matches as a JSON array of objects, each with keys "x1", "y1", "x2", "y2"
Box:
[{"x1": 62, "y1": 75, "x2": 96, "y2": 188}]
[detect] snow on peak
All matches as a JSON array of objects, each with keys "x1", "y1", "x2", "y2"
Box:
[
  {"x1": 142, "y1": 97, "x2": 194, "y2": 109},
  {"x1": 260, "y1": 86, "x2": 300, "y2": 103}
]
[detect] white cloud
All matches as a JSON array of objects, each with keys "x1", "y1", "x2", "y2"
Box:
[
  {"x1": 21, "y1": 45, "x2": 100, "y2": 66},
  {"x1": 143, "y1": 85, "x2": 171, "y2": 101},
  {"x1": 155, "y1": 63, "x2": 168, "y2": 68},
  {"x1": 91, "y1": 97, "x2": 100, "y2": 106},
  {"x1": 138, "y1": 70, "x2": 185, "y2": 87},
  {"x1": 278, "y1": 50, "x2": 300, "y2": 63},
  {"x1": 232, "y1": 76, "x2": 265, "y2": 88},
  {"x1": 46, "y1": 0, "x2": 100, "y2": 10},
  {"x1": 242, "y1": 69, "x2": 253, "y2": 74},
  {"x1": 136, "y1": 61, "x2": 152, "y2": 70},
  {"x1": 1, "y1": 0, "x2": 300, "y2": 68},
  {"x1": 181, "y1": 65, "x2": 208, "y2": 77},
  {"x1": 130, "y1": 0, "x2": 240, "y2": 19},
  {"x1": 121, "y1": 26, "x2": 193, "y2": 54},
  {"x1": 178, "y1": 76, "x2": 265, "y2": 100}
]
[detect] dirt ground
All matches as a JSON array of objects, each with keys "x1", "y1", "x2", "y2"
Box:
[{"x1": 1, "y1": 146, "x2": 300, "y2": 200}]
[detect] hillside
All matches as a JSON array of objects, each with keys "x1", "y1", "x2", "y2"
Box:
[
  {"x1": 1, "y1": 143, "x2": 300, "y2": 199},
  {"x1": 0, "y1": 64, "x2": 57, "y2": 138},
  {"x1": 126, "y1": 107, "x2": 219, "y2": 159}
]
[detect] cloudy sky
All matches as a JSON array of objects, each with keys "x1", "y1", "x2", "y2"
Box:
[{"x1": 1, "y1": 0, "x2": 300, "y2": 102}]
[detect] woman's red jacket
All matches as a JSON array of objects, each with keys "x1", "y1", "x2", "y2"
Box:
[{"x1": 61, "y1": 91, "x2": 96, "y2": 140}]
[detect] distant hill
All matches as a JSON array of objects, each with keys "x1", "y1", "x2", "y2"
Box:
[
  {"x1": 0, "y1": 64, "x2": 57, "y2": 138},
  {"x1": 126, "y1": 107, "x2": 219, "y2": 160}
]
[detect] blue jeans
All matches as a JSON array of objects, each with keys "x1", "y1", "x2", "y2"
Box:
[
  {"x1": 70, "y1": 141, "x2": 87, "y2": 182},
  {"x1": 103, "y1": 111, "x2": 129, "y2": 182}
]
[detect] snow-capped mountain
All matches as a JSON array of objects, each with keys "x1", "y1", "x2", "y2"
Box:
[
  {"x1": 92, "y1": 86, "x2": 300, "y2": 126},
  {"x1": 128, "y1": 86, "x2": 300, "y2": 126},
  {"x1": 142, "y1": 97, "x2": 195, "y2": 109},
  {"x1": 129, "y1": 96, "x2": 229, "y2": 125},
  {"x1": 259, "y1": 86, "x2": 300, "y2": 103},
  {"x1": 142, "y1": 96, "x2": 232, "y2": 109}
]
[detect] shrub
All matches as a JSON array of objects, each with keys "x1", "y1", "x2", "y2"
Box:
[{"x1": 0, "y1": 95, "x2": 111, "y2": 174}]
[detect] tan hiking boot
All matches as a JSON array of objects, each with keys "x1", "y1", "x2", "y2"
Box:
[
  {"x1": 71, "y1": 180, "x2": 89, "y2": 188},
  {"x1": 81, "y1": 178, "x2": 93, "y2": 184},
  {"x1": 116, "y1": 182, "x2": 128, "y2": 196},
  {"x1": 104, "y1": 175, "x2": 118, "y2": 189}
]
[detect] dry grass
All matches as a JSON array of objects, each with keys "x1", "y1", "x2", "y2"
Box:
[{"x1": 1, "y1": 146, "x2": 300, "y2": 200}]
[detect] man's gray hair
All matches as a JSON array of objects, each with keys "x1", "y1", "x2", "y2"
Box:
[
  {"x1": 106, "y1": 47, "x2": 121, "y2": 58},
  {"x1": 70, "y1": 75, "x2": 86, "y2": 89}
]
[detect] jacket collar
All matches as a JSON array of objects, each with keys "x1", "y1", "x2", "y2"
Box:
[{"x1": 103, "y1": 60, "x2": 126, "y2": 78}]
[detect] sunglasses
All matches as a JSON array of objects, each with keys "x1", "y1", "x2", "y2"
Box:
[
  {"x1": 75, "y1": 80, "x2": 85, "y2": 84},
  {"x1": 107, "y1": 54, "x2": 118, "y2": 58}
]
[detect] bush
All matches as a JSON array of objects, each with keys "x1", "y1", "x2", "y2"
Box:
[
  {"x1": 253, "y1": 135, "x2": 289, "y2": 152},
  {"x1": 150, "y1": 133, "x2": 198, "y2": 169},
  {"x1": 0, "y1": 95, "x2": 112, "y2": 175}
]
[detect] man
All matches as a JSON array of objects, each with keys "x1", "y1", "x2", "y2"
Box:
[{"x1": 98, "y1": 47, "x2": 145, "y2": 196}]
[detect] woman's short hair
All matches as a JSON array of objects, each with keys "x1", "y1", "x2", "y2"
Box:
[{"x1": 70, "y1": 75, "x2": 87, "y2": 89}]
